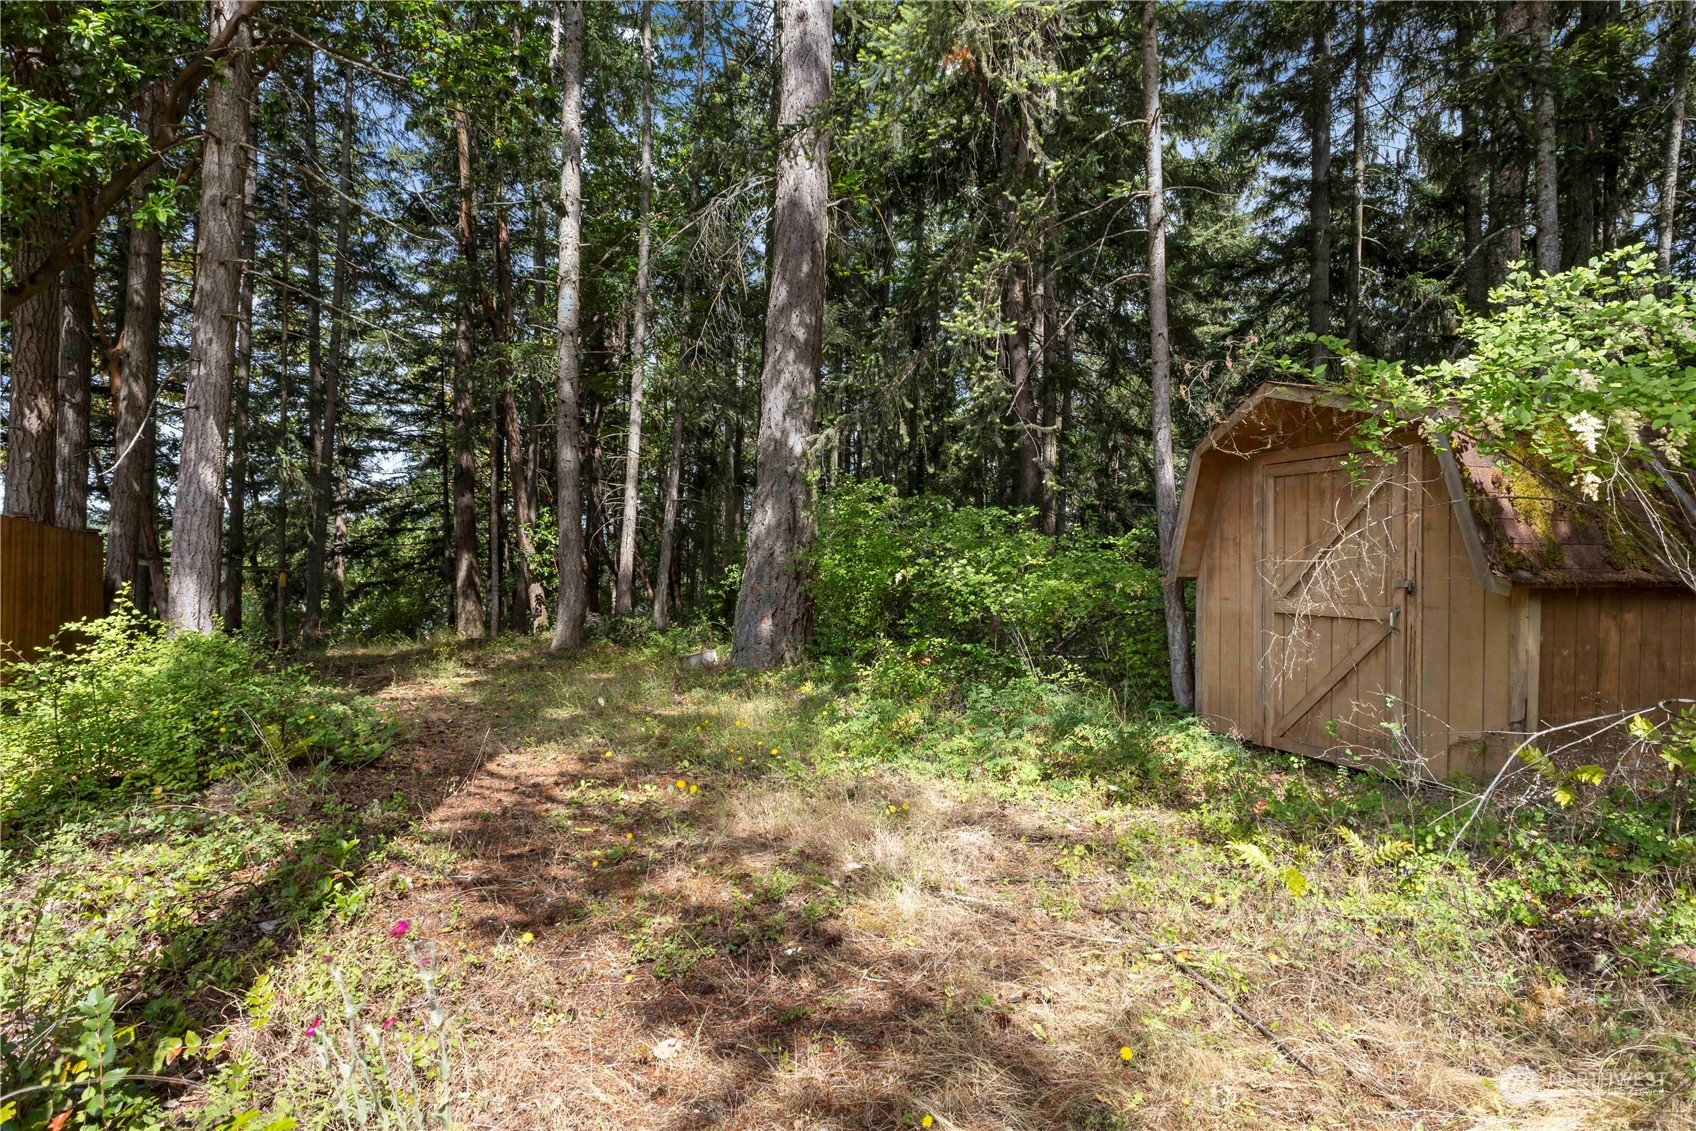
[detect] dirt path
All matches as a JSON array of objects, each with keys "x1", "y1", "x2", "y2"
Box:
[{"x1": 229, "y1": 641, "x2": 1659, "y2": 1130}]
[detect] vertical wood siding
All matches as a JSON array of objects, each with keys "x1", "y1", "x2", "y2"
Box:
[
  {"x1": 1, "y1": 514, "x2": 105, "y2": 664},
  {"x1": 1537, "y1": 588, "x2": 1696, "y2": 724}
]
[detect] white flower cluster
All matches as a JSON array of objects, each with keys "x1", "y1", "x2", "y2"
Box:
[
  {"x1": 1566, "y1": 410, "x2": 1605, "y2": 454},
  {"x1": 1571, "y1": 368, "x2": 1600, "y2": 393},
  {"x1": 1577, "y1": 470, "x2": 1603, "y2": 501}
]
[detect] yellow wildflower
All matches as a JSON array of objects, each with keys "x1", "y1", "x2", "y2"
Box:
[{"x1": 1119, "y1": 1046, "x2": 1134, "y2": 1062}]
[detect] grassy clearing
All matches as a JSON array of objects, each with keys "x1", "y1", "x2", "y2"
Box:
[{"x1": 5, "y1": 635, "x2": 1694, "y2": 1129}]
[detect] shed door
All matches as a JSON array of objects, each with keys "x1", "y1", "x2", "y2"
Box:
[{"x1": 1258, "y1": 450, "x2": 1410, "y2": 761}]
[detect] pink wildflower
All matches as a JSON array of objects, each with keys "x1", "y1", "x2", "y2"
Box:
[
  {"x1": 390, "y1": 920, "x2": 410, "y2": 938},
  {"x1": 382, "y1": 1017, "x2": 399, "y2": 1031},
  {"x1": 305, "y1": 1017, "x2": 323, "y2": 1038}
]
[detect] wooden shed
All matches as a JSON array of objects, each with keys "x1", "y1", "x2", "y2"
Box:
[{"x1": 1169, "y1": 382, "x2": 1696, "y2": 780}]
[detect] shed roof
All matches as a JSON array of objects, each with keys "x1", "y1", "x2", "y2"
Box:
[{"x1": 1170, "y1": 382, "x2": 1694, "y2": 591}]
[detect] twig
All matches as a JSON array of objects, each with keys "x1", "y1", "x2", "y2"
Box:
[
  {"x1": 1078, "y1": 899, "x2": 1319, "y2": 1076},
  {"x1": 928, "y1": 884, "x2": 1317, "y2": 1075}
]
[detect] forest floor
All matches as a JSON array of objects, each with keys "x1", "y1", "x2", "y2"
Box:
[{"x1": 11, "y1": 637, "x2": 1693, "y2": 1130}]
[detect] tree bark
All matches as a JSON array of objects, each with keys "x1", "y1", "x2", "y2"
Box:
[
  {"x1": 731, "y1": 0, "x2": 831, "y2": 670},
  {"x1": 1144, "y1": 0, "x2": 1194, "y2": 712},
  {"x1": 451, "y1": 306, "x2": 485, "y2": 637},
  {"x1": 614, "y1": 0, "x2": 655, "y2": 617},
  {"x1": 320, "y1": 64, "x2": 355, "y2": 627},
  {"x1": 1035, "y1": 259, "x2": 1062, "y2": 535},
  {"x1": 997, "y1": 95, "x2": 1041, "y2": 510},
  {"x1": 1347, "y1": 0, "x2": 1367, "y2": 349},
  {"x1": 654, "y1": 400, "x2": 684, "y2": 629},
  {"x1": 1532, "y1": 0, "x2": 1559, "y2": 274},
  {"x1": 5, "y1": 213, "x2": 62, "y2": 522},
  {"x1": 225, "y1": 124, "x2": 260, "y2": 633},
  {"x1": 169, "y1": 0, "x2": 256, "y2": 633},
  {"x1": 489, "y1": 392, "x2": 503, "y2": 635},
  {"x1": 303, "y1": 56, "x2": 329, "y2": 642},
  {"x1": 551, "y1": 0, "x2": 588, "y2": 652},
  {"x1": 449, "y1": 106, "x2": 489, "y2": 638},
  {"x1": 274, "y1": 174, "x2": 294, "y2": 650},
  {"x1": 1487, "y1": 1, "x2": 1534, "y2": 291},
  {"x1": 106, "y1": 88, "x2": 166, "y2": 607},
  {"x1": 54, "y1": 247, "x2": 93, "y2": 529},
  {"x1": 1458, "y1": 14, "x2": 1490, "y2": 311},
  {"x1": 497, "y1": 205, "x2": 545, "y2": 630},
  {"x1": 1661, "y1": 0, "x2": 1694, "y2": 279},
  {"x1": 1308, "y1": 10, "x2": 1332, "y2": 366}
]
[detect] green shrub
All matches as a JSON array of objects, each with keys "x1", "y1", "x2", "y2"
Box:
[
  {"x1": 812, "y1": 481, "x2": 1171, "y2": 699},
  {"x1": 0, "y1": 605, "x2": 391, "y2": 827}
]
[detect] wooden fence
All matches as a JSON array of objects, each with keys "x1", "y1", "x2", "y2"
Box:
[{"x1": 1, "y1": 514, "x2": 105, "y2": 664}]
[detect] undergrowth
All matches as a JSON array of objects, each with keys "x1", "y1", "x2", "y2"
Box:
[
  {"x1": 0, "y1": 604, "x2": 391, "y2": 830},
  {"x1": 0, "y1": 609, "x2": 394, "y2": 1131},
  {"x1": 5, "y1": 619, "x2": 1696, "y2": 1127},
  {"x1": 793, "y1": 653, "x2": 1696, "y2": 995}
]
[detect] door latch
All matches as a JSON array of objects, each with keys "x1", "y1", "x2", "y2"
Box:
[{"x1": 1389, "y1": 605, "x2": 1402, "y2": 632}]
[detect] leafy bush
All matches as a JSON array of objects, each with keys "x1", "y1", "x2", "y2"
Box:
[
  {"x1": 1315, "y1": 247, "x2": 1696, "y2": 585},
  {"x1": 0, "y1": 605, "x2": 391, "y2": 826},
  {"x1": 812, "y1": 481, "x2": 1171, "y2": 699}
]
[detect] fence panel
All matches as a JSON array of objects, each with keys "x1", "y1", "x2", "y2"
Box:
[{"x1": 1, "y1": 515, "x2": 105, "y2": 664}]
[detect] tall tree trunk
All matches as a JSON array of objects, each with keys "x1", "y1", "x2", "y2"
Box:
[
  {"x1": 497, "y1": 204, "x2": 545, "y2": 630},
  {"x1": 654, "y1": 401, "x2": 684, "y2": 629},
  {"x1": 450, "y1": 108, "x2": 489, "y2": 638},
  {"x1": 5, "y1": 214, "x2": 62, "y2": 522},
  {"x1": 302, "y1": 55, "x2": 329, "y2": 642},
  {"x1": 550, "y1": 0, "x2": 587, "y2": 652},
  {"x1": 54, "y1": 247, "x2": 93, "y2": 529},
  {"x1": 1308, "y1": 10, "x2": 1332, "y2": 366},
  {"x1": 1661, "y1": 0, "x2": 1694, "y2": 279},
  {"x1": 998, "y1": 107, "x2": 1041, "y2": 510},
  {"x1": 106, "y1": 87, "x2": 165, "y2": 606},
  {"x1": 731, "y1": 0, "x2": 831, "y2": 670},
  {"x1": 321, "y1": 64, "x2": 355, "y2": 627},
  {"x1": 1035, "y1": 259, "x2": 1062, "y2": 535},
  {"x1": 225, "y1": 126, "x2": 260, "y2": 633},
  {"x1": 728, "y1": 350, "x2": 745, "y2": 550},
  {"x1": 275, "y1": 177, "x2": 294, "y2": 650},
  {"x1": 615, "y1": 0, "x2": 655, "y2": 617},
  {"x1": 1561, "y1": 0, "x2": 1599, "y2": 271},
  {"x1": 489, "y1": 392, "x2": 503, "y2": 635},
  {"x1": 586, "y1": 399, "x2": 608, "y2": 614},
  {"x1": 140, "y1": 309, "x2": 164, "y2": 619},
  {"x1": 452, "y1": 307, "x2": 485, "y2": 636},
  {"x1": 1532, "y1": 0, "x2": 1559, "y2": 274},
  {"x1": 1487, "y1": 1, "x2": 1534, "y2": 290},
  {"x1": 1458, "y1": 14, "x2": 1490, "y2": 310},
  {"x1": 1145, "y1": 0, "x2": 1194, "y2": 712},
  {"x1": 170, "y1": 0, "x2": 256, "y2": 633},
  {"x1": 1347, "y1": 0, "x2": 1367, "y2": 349}
]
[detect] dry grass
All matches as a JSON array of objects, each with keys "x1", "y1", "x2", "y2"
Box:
[{"x1": 147, "y1": 638, "x2": 1696, "y2": 1129}]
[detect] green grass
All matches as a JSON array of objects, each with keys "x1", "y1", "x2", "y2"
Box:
[{"x1": 5, "y1": 633, "x2": 1695, "y2": 1129}]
